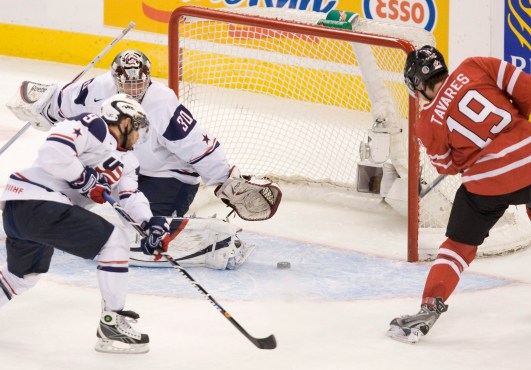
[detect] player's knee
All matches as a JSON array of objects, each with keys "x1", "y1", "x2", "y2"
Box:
[
  {"x1": 439, "y1": 238, "x2": 478, "y2": 267},
  {"x1": 97, "y1": 227, "x2": 130, "y2": 263}
]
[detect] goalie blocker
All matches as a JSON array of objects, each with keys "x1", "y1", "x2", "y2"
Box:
[
  {"x1": 6, "y1": 81, "x2": 60, "y2": 131},
  {"x1": 215, "y1": 166, "x2": 282, "y2": 221}
]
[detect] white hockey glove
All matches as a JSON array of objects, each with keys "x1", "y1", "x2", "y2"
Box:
[
  {"x1": 214, "y1": 165, "x2": 282, "y2": 221},
  {"x1": 6, "y1": 81, "x2": 60, "y2": 131}
]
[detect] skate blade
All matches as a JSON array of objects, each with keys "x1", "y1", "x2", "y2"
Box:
[
  {"x1": 386, "y1": 325, "x2": 422, "y2": 344},
  {"x1": 94, "y1": 338, "x2": 150, "y2": 354}
]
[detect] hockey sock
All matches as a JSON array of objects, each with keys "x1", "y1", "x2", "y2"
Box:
[
  {"x1": 96, "y1": 228, "x2": 130, "y2": 311},
  {"x1": 422, "y1": 238, "x2": 477, "y2": 303},
  {"x1": 526, "y1": 204, "x2": 531, "y2": 222},
  {"x1": 0, "y1": 265, "x2": 40, "y2": 308}
]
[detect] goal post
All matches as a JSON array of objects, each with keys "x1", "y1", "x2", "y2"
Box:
[{"x1": 167, "y1": 6, "x2": 531, "y2": 262}]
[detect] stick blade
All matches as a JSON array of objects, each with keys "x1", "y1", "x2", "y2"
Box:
[{"x1": 254, "y1": 334, "x2": 277, "y2": 350}]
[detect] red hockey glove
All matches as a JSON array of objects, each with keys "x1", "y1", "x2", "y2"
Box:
[{"x1": 69, "y1": 166, "x2": 111, "y2": 204}]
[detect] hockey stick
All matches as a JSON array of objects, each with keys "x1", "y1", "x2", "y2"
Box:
[
  {"x1": 420, "y1": 174, "x2": 446, "y2": 198},
  {"x1": 0, "y1": 21, "x2": 136, "y2": 156},
  {"x1": 103, "y1": 193, "x2": 277, "y2": 350}
]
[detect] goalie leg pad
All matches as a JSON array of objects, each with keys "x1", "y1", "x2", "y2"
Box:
[{"x1": 128, "y1": 217, "x2": 254, "y2": 270}]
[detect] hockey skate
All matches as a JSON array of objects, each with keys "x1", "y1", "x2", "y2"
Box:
[
  {"x1": 226, "y1": 238, "x2": 256, "y2": 270},
  {"x1": 387, "y1": 297, "x2": 448, "y2": 344},
  {"x1": 95, "y1": 310, "x2": 149, "y2": 354}
]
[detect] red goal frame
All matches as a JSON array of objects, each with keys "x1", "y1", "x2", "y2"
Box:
[{"x1": 168, "y1": 6, "x2": 422, "y2": 262}]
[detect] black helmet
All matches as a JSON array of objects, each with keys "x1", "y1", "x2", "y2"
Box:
[{"x1": 404, "y1": 45, "x2": 448, "y2": 96}]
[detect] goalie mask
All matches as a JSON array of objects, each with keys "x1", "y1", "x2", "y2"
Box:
[
  {"x1": 101, "y1": 93, "x2": 150, "y2": 147},
  {"x1": 111, "y1": 50, "x2": 151, "y2": 102},
  {"x1": 404, "y1": 45, "x2": 447, "y2": 99}
]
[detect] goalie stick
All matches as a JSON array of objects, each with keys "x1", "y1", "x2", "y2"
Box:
[
  {"x1": 420, "y1": 174, "x2": 446, "y2": 198},
  {"x1": 0, "y1": 21, "x2": 136, "y2": 156},
  {"x1": 103, "y1": 192, "x2": 277, "y2": 350}
]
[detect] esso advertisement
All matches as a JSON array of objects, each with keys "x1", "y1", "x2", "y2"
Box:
[{"x1": 362, "y1": 0, "x2": 437, "y2": 32}]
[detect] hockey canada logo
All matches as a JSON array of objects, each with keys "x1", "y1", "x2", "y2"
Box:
[{"x1": 362, "y1": 0, "x2": 437, "y2": 32}]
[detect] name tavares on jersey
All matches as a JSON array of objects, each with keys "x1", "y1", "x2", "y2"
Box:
[{"x1": 430, "y1": 73, "x2": 470, "y2": 126}]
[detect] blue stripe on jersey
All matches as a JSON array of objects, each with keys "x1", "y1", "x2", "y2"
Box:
[
  {"x1": 9, "y1": 174, "x2": 56, "y2": 192},
  {"x1": 119, "y1": 192, "x2": 132, "y2": 200},
  {"x1": 189, "y1": 141, "x2": 220, "y2": 165},
  {"x1": 170, "y1": 169, "x2": 200, "y2": 177},
  {"x1": 163, "y1": 105, "x2": 197, "y2": 141},
  {"x1": 46, "y1": 136, "x2": 77, "y2": 154},
  {"x1": 97, "y1": 266, "x2": 129, "y2": 273},
  {"x1": 73, "y1": 78, "x2": 94, "y2": 106}
]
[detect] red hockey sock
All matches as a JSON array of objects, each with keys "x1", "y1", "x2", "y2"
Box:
[
  {"x1": 422, "y1": 238, "x2": 477, "y2": 303},
  {"x1": 526, "y1": 205, "x2": 531, "y2": 222}
]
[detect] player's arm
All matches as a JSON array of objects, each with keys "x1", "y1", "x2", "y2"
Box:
[
  {"x1": 117, "y1": 153, "x2": 170, "y2": 259},
  {"x1": 477, "y1": 57, "x2": 531, "y2": 118},
  {"x1": 6, "y1": 76, "x2": 103, "y2": 131},
  {"x1": 114, "y1": 153, "x2": 153, "y2": 226},
  {"x1": 417, "y1": 119, "x2": 460, "y2": 175},
  {"x1": 37, "y1": 114, "x2": 111, "y2": 203},
  {"x1": 160, "y1": 103, "x2": 231, "y2": 185}
]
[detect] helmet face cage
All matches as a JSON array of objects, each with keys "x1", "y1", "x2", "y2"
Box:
[
  {"x1": 111, "y1": 50, "x2": 151, "y2": 101},
  {"x1": 403, "y1": 45, "x2": 448, "y2": 97}
]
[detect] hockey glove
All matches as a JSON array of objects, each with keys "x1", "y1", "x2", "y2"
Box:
[
  {"x1": 140, "y1": 216, "x2": 170, "y2": 261},
  {"x1": 215, "y1": 165, "x2": 282, "y2": 221},
  {"x1": 6, "y1": 81, "x2": 60, "y2": 131},
  {"x1": 69, "y1": 166, "x2": 111, "y2": 204}
]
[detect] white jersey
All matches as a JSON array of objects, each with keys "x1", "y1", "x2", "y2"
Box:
[
  {"x1": 0, "y1": 113, "x2": 152, "y2": 225},
  {"x1": 49, "y1": 72, "x2": 230, "y2": 186}
]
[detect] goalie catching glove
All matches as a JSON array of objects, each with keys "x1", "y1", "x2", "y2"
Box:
[
  {"x1": 215, "y1": 166, "x2": 282, "y2": 221},
  {"x1": 6, "y1": 81, "x2": 61, "y2": 131}
]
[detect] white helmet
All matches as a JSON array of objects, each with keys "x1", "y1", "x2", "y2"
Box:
[
  {"x1": 111, "y1": 50, "x2": 151, "y2": 101},
  {"x1": 101, "y1": 93, "x2": 149, "y2": 131}
]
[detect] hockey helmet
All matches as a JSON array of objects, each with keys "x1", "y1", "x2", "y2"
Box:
[
  {"x1": 403, "y1": 45, "x2": 448, "y2": 96},
  {"x1": 111, "y1": 50, "x2": 151, "y2": 102},
  {"x1": 101, "y1": 93, "x2": 149, "y2": 131}
]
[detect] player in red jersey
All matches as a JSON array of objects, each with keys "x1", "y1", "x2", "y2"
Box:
[{"x1": 387, "y1": 45, "x2": 531, "y2": 344}]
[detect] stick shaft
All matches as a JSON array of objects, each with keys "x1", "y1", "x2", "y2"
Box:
[
  {"x1": 420, "y1": 174, "x2": 446, "y2": 198},
  {"x1": 0, "y1": 21, "x2": 136, "y2": 156},
  {"x1": 103, "y1": 193, "x2": 276, "y2": 350}
]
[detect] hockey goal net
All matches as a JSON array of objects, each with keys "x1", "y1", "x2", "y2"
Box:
[{"x1": 168, "y1": 6, "x2": 531, "y2": 261}]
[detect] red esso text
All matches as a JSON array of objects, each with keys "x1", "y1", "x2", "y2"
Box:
[
  {"x1": 376, "y1": 0, "x2": 424, "y2": 23},
  {"x1": 369, "y1": 0, "x2": 433, "y2": 29}
]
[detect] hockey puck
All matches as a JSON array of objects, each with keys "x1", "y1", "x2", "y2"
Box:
[{"x1": 277, "y1": 261, "x2": 291, "y2": 269}]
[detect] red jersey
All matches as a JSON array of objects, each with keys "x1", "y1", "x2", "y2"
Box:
[{"x1": 416, "y1": 57, "x2": 531, "y2": 195}]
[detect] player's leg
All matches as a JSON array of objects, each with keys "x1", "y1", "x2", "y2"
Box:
[
  {"x1": 2, "y1": 200, "x2": 148, "y2": 353},
  {"x1": 388, "y1": 185, "x2": 510, "y2": 343},
  {"x1": 94, "y1": 227, "x2": 149, "y2": 353},
  {"x1": 171, "y1": 182, "x2": 199, "y2": 217},
  {"x1": 1, "y1": 200, "x2": 54, "y2": 308},
  {"x1": 138, "y1": 174, "x2": 199, "y2": 217},
  {"x1": 36, "y1": 203, "x2": 149, "y2": 353},
  {"x1": 129, "y1": 216, "x2": 255, "y2": 270}
]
